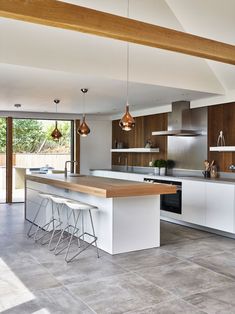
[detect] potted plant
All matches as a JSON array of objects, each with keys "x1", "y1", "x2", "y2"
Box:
[
  {"x1": 158, "y1": 159, "x2": 167, "y2": 176},
  {"x1": 166, "y1": 159, "x2": 175, "y2": 176},
  {"x1": 153, "y1": 159, "x2": 160, "y2": 175},
  {"x1": 153, "y1": 159, "x2": 167, "y2": 176}
]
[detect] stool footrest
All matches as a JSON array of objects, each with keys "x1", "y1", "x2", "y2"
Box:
[
  {"x1": 65, "y1": 234, "x2": 98, "y2": 263},
  {"x1": 54, "y1": 226, "x2": 80, "y2": 256}
]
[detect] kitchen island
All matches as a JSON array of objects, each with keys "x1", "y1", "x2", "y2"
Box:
[{"x1": 25, "y1": 174, "x2": 176, "y2": 254}]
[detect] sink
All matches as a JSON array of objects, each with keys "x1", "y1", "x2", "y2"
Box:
[{"x1": 69, "y1": 174, "x2": 85, "y2": 177}]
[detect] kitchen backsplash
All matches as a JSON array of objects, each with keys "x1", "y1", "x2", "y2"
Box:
[{"x1": 167, "y1": 106, "x2": 207, "y2": 170}]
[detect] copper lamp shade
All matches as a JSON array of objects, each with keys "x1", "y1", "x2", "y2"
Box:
[
  {"x1": 51, "y1": 121, "x2": 62, "y2": 141},
  {"x1": 51, "y1": 99, "x2": 62, "y2": 141},
  {"x1": 78, "y1": 116, "x2": 90, "y2": 137},
  {"x1": 119, "y1": 104, "x2": 135, "y2": 131}
]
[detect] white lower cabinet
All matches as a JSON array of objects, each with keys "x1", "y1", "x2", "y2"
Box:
[
  {"x1": 91, "y1": 170, "x2": 235, "y2": 234},
  {"x1": 182, "y1": 180, "x2": 206, "y2": 225},
  {"x1": 182, "y1": 181, "x2": 235, "y2": 233},
  {"x1": 205, "y1": 182, "x2": 234, "y2": 233}
]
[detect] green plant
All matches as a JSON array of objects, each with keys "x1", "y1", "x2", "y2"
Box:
[
  {"x1": 158, "y1": 159, "x2": 167, "y2": 168},
  {"x1": 166, "y1": 159, "x2": 175, "y2": 169},
  {"x1": 153, "y1": 159, "x2": 167, "y2": 168},
  {"x1": 153, "y1": 159, "x2": 159, "y2": 168}
]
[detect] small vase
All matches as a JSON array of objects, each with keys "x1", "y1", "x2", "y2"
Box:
[{"x1": 160, "y1": 167, "x2": 166, "y2": 176}]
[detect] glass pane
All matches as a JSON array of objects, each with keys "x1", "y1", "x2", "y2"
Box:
[
  {"x1": 0, "y1": 117, "x2": 6, "y2": 203},
  {"x1": 12, "y1": 119, "x2": 72, "y2": 202}
]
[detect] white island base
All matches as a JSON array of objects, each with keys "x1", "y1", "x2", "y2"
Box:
[{"x1": 26, "y1": 180, "x2": 160, "y2": 255}]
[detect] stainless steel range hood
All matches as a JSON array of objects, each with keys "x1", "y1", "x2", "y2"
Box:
[{"x1": 152, "y1": 101, "x2": 201, "y2": 136}]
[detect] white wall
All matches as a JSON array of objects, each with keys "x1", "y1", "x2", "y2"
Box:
[{"x1": 80, "y1": 119, "x2": 112, "y2": 174}]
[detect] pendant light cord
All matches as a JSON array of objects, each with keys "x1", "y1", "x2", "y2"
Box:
[
  {"x1": 126, "y1": 0, "x2": 130, "y2": 106},
  {"x1": 81, "y1": 88, "x2": 88, "y2": 119},
  {"x1": 126, "y1": 41, "x2": 129, "y2": 105},
  {"x1": 54, "y1": 99, "x2": 60, "y2": 124},
  {"x1": 83, "y1": 92, "x2": 85, "y2": 119}
]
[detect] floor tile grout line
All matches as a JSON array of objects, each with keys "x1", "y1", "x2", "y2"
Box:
[
  {"x1": 129, "y1": 257, "x2": 235, "y2": 301},
  {"x1": 100, "y1": 250, "x2": 181, "y2": 272},
  {"x1": 181, "y1": 281, "x2": 235, "y2": 308},
  {"x1": 160, "y1": 244, "x2": 235, "y2": 260},
  {"x1": 127, "y1": 268, "x2": 178, "y2": 300},
  {"x1": 177, "y1": 298, "x2": 209, "y2": 314},
  {"x1": 122, "y1": 296, "x2": 183, "y2": 314},
  {"x1": 26, "y1": 244, "x2": 99, "y2": 313},
  {"x1": 62, "y1": 284, "x2": 98, "y2": 314}
]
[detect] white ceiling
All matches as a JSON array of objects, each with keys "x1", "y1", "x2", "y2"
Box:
[{"x1": 0, "y1": 0, "x2": 234, "y2": 116}]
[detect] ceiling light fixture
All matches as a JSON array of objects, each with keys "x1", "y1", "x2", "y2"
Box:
[
  {"x1": 51, "y1": 99, "x2": 62, "y2": 141},
  {"x1": 119, "y1": 0, "x2": 135, "y2": 131},
  {"x1": 78, "y1": 88, "x2": 90, "y2": 137}
]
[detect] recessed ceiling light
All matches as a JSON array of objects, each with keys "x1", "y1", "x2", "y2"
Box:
[{"x1": 14, "y1": 104, "x2": 21, "y2": 108}]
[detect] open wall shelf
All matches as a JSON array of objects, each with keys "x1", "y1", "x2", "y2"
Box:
[
  {"x1": 111, "y1": 148, "x2": 160, "y2": 153},
  {"x1": 210, "y1": 146, "x2": 235, "y2": 152}
]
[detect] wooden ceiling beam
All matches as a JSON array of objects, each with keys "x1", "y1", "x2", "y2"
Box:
[{"x1": 1, "y1": 0, "x2": 235, "y2": 65}]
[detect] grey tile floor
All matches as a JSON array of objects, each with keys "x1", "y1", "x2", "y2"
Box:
[{"x1": 1, "y1": 203, "x2": 235, "y2": 313}]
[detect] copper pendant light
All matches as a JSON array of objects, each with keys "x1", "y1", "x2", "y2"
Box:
[
  {"x1": 119, "y1": 0, "x2": 135, "y2": 131},
  {"x1": 119, "y1": 103, "x2": 135, "y2": 131},
  {"x1": 78, "y1": 88, "x2": 90, "y2": 137},
  {"x1": 51, "y1": 99, "x2": 62, "y2": 141}
]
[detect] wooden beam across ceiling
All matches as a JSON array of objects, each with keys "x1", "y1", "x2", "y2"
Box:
[{"x1": 1, "y1": 0, "x2": 235, "y2": 65}]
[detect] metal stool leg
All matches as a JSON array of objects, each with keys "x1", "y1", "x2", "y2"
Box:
[
  {"x1": 65, "y1": 210, "x2": 81, "y2": 261},
  {"x1": 27, "y1": 198, "x2": 49, "y2": 238},
  {"x1": 82, "y1": 211, "x2": 84, "y2": 242},
  {"x1": 48, "y1": 203, "x2": 63, "y2": 251},
  {"x1": 54, "y1": 206, "x2": 79, "y2": 255},
  {"x1": 34, "y1": 198, "x2": 53, "y2": 242},
  {"x1": 65, "y1": 208, "x2": 99, "y2": 263},
  {"x1": 89, "y1": 209, "x2": 100, "y2": 258},
  {"x1": 39, "y1": 200, "x2": 56, "y2": 244}
]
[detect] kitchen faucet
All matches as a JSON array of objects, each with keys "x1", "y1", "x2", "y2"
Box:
[{"x1": 64, "y1": 160, "x2": 78, "y2": 177}]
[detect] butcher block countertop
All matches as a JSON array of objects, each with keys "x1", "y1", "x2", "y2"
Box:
[{"x1": 26, "y1": 174, "x2": 176, "y2": 198}]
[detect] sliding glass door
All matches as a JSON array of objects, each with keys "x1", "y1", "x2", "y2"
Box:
[
  {"x1": 1, "y1": 117, "x2": 74, "y2": 203},
  {"x1": 12, "y1": 118, "x2": 74, "y2": 202},
  {"x1": 0, "y1": 118, "x2": 6, "y2": 203}
]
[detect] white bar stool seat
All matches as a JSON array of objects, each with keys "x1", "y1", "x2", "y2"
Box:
[{"x1": 55, "y1": 199, "x2": 99, "y2": 262}]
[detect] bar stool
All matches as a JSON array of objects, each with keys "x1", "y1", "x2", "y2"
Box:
[
  {"x1": 27, "y1": 192, "x2": 52, "y2": 239},
  {"x1": 46, "y1": 195, "x2": 70, "y2": 250},
  {"x1": 54, "y1": 200, "x2": 80, "y2": 256},
  {"x1": 55, "y1": 200, "x2": 99, "y2": 262},
  {"x1": 33, "y1": 194, "x2": 66, "y2": 248}
]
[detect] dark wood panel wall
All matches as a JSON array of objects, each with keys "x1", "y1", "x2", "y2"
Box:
[
  {"x1": 112, "y1": 113, "x2": 167, "y2": 167},
  {"x1": 208, "y1": 102, "x2": 235, "y2": 172}
]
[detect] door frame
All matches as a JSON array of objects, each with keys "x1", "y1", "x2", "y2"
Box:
[{"x1": 2, "y1": 117, "x2": 78, "y2": 204}]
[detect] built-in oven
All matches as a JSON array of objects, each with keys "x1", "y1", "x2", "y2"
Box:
[{"x1": 144, "y1": 178, "x2": 182, "y2": 214}]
